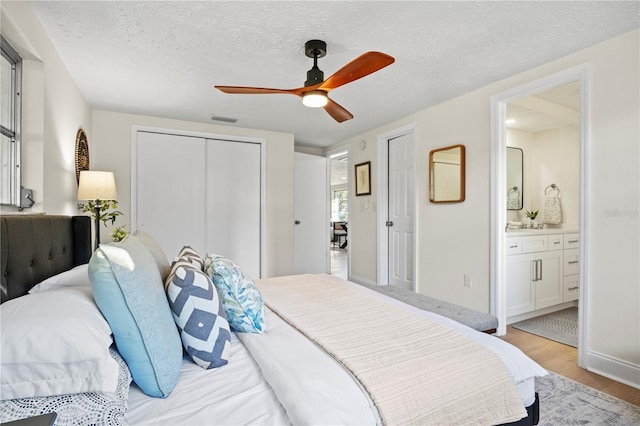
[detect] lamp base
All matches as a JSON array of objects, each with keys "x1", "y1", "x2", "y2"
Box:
[{"x1": 93, "y1": 205, "x2": 101, "y2": 251}]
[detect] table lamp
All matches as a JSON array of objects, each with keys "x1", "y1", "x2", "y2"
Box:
[{"x1": 78, "y1": 170, "x2": 117, "y2": 251}]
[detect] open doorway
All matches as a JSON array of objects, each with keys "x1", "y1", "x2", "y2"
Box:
[
  {"x1": 505, "y1": 81, "x2": 581, "y2": 350},
  {"x1": 491, "y1": 64, "x2": 589, "y2": 367},
  {"x1": 329, "y1": 151, "x2": 348, "y2": 280}
]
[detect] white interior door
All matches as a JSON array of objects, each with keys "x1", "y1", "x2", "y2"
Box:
[
  {"x1": 206, "y1": 139, "x2": 261, "y2": 278},
  {"x1": 294, "y1": 152, "x2": 328, "y2": 274},
  {"x1": 388, "y1": 132, "x2": 415, "y2": 290},
  {"x1": 136, "y1": 132, "x2": 206, "y2": 258}
]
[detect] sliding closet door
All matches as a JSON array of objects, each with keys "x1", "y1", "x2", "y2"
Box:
[
  {"x1": 205, "y1": 139, "x2": 261, "y2": 278},
  {"x1": 136, "y1": 132, "x2": 206, "y2": 258}
]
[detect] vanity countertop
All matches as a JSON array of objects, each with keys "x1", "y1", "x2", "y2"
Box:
[{"x1": 506, "y1": 227, "x2": 578, "y2": 236}]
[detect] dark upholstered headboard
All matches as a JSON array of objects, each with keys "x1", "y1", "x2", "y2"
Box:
[{"x1": 1, "y1": 215, "x2": 92, "y2": 303}]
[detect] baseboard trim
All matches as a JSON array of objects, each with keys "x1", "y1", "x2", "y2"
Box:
[
  {"x1": 587, "y1": 350, "x2": 640, "y2": 390},
  {"x1": 348, "y1": 274, "x2": 377, "y2": 287}
]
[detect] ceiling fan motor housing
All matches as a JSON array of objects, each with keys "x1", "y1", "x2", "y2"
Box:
[
  {"x1": 304, "y1": 39, "x2": 327, "y2": 87},
  {"x1": 305, "y1": 67, "x2": 324, "y2": 87}
]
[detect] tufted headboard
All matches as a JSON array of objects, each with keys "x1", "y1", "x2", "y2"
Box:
[{"x1": 1, "y1": 215, "x2": 92, "y2": 303}]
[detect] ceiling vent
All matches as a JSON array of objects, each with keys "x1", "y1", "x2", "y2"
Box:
[{"x1": 210, "y1": 114, "x2": 238, "y2": 123}]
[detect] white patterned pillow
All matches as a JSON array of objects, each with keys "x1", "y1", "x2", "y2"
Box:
[
  {"x1": 1, "y1": 287, "x2": 118, "y2": 400},
  {"x1": 166, "y1": 263, "x2": 231, "y2": 369},
  {"x1": 0, "y1": 346, "x2": 131, "y2": 426},
  {"x1": 204, "y1": 254, "x2": 265, "y2": 334}
]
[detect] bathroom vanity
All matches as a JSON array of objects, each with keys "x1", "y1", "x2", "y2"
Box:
[{"x1": 506, "y1": 229, "x2": 579, "y2": 323}]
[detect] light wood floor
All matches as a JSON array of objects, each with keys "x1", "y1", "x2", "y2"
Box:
[
  {"x1": 501, "y1": 325, "x2": 640, "y2": 406},
  {"x1": 330, "y1": 247, "x2": 347, "y2": 280}
]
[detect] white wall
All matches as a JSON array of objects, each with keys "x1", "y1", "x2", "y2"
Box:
[
  {"x1": 1, "y1": 1, "x2": 91, "y2": 215},
  {"x1": 330, "y1": 30, "x2": 639, "y2": 385},
  {"x1": 530, "y1": 125, "x2": 580, "y2": 226},
  {"x1": 91, "y1": 110, "x2": 295, "y2": 278},
  {"x1": 507, "y1": 125, "x2": 580, "y2": 226}
]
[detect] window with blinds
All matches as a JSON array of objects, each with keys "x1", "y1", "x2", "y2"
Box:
[{"x1": 1, "y1": 35, "x2": 22, "y2": 206}]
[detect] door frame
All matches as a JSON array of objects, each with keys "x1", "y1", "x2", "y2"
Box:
[
  {"x1": 326, "y1": 145, "x2": 350, "y2": 279},
  {"x1": 376, "y1": 124, "x2": 417, "y2": 287},
  {"x1": 130, "y1": 125, "x2": 267, "y2": 277},
  {"x1": 489, "y1": 64, "x2": 590, "y2": 367}
]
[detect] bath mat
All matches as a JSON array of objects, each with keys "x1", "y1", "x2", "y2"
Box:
[{"x1": 512, "y1": 308, "x2": 578, "y2": 347}]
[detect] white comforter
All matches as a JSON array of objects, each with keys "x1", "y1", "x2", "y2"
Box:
[
  {"x1": 127, "y1": 277, "x2": 546, "y2": 425},
  {"x1": 126, "y1": 332, "x2": 290, "y2": 425}
]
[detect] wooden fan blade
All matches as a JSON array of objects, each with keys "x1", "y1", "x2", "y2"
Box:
[
  {"x1": 215, "y1": 85, "x2": 302, "y2": 95},
  {"x1": 320, "y1": 51, "x2": 395, "y2": 91},
  {"x1": 324, "y1": 98, "x2": 353, "y2": 123}
]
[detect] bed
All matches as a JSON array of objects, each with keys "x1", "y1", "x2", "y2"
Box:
[{"x1": 1, "y1": 215, "x2": 545, "y2": 425}]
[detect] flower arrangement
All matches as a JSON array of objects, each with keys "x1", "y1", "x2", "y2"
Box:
[
  {"x1": 110, "y1": 225, "x2": 129, "y2": 242},
  {"x1": 80, "y1": 199, "x2": 122, "y2": 227}
]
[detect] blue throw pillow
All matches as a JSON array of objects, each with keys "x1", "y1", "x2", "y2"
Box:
[
  {"x1": 166, "y1": 262, "x2": 231, "y2": 369},
  {"x1": 204, "y1": 255, "x2": 265, "y2": 334},
  {"x1": 88, "y1": 235, "x2": 183, "y2": 398}
]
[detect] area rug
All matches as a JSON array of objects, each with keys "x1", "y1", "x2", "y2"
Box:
[
  {"x1": 512, "y1": 308, "x2": 578, "y2": 347},
  {"x1": 537, "y1": 371, "x2": 640, "y2": 425}
]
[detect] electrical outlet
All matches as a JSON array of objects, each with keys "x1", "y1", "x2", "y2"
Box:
[{"x1": 464, "y1": 274, "x2": 472, "y2": 288}]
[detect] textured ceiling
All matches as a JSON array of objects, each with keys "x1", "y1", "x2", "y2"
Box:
[
  {"x1": 27, "y1": 1, "x2": 639, "y2": 148},
  {"x1": 507, "y1": 81, "x2": 580, "y2": 133}
]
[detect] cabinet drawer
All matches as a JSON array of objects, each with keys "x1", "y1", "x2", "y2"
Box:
[
  {"x1": 506, "y1": 237, "x2": 522, "y2": 255},
  {"x1": 564, "y1": 275, "x2": 579, "y2": 302},
  {"x1": 522, "y1": 235, "x2": 548, "y2": 253},
  {"x1": 548, "y1": 235, "x2": 564, "y2": 250},
  {"x1": 564, "y1": 248, "x2": 580, "y2": 275},
  {"x1": 564, "y1": 233, "x2": 580, "y2": 249}
]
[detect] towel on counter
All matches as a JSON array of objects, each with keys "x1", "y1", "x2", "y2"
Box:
[{"x1": 542, "y1": 196, "x2": 562, "y2": 224}]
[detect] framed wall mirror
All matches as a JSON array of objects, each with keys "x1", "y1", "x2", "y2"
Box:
[
  {"x1": 506, "y1": 147, "x2": 523, "y2": 210},
  {"x1": 429, "y1": 144, "x2": 465, "y2": 203}
]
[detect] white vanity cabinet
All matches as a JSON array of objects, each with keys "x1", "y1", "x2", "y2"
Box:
[
  {"x1": 563, "y1": 233, "x2": 580, "y2": 302},
  {"x1": 506, "y1": 234, "x2": 563, "y2": 317},
  {"x1": 506, "y1": 231, "x2": 580, "y2": 320}
]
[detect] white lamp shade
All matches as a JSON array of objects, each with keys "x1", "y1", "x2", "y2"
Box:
[{"x1": 78, "y1": 171, "x2": 117, "y2": 200}]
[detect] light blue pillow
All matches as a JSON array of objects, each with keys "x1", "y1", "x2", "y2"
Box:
[
  {"x1": 204, "y1": 255, "x2": 265, "y2": 334},
  {"x1": 166, "y1": 262, "x2": 231, "y2": 369},
  {"x1": 88, "y1": 235, "x2": 183, "y2": 398}
]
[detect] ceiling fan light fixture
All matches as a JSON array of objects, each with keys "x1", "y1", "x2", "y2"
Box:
[
  {"x1": 215, "y1": 39, "x2": 394, "y2": 122},
  {"x1": 302, "y1": 90, "x2": 328, "y2": 108}
]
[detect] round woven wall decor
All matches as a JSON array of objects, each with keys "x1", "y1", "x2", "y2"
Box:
[{"x1": 75, "y1": 128, "x2": 90, "y2": 184}]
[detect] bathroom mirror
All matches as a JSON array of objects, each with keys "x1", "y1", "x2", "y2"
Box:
[
  {"x1": 506, "y1": 147, "x2": 523, "y2": 210},
  {"x1": 429, "y1": 144, "x2": 465, "y2": 203}
]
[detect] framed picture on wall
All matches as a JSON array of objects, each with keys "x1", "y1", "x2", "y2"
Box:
[{"x1": 354, "y1": 161, "x2": 371, "y2": 196}]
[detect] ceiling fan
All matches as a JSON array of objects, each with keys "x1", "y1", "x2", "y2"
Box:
[{"x1": 215, "y1": 40, "x2": 395, "y2": 123}]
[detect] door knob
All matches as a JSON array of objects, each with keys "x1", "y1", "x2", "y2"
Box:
[
  {"x1": 386, "y1": 221, "x2": 393, "y2": 227},
  {"x1": 294, "y1": 220, "x2": 301, "y2": 225}
]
